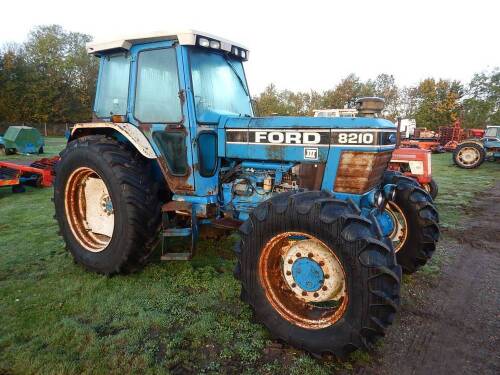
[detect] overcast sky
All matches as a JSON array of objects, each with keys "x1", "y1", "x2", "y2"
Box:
[{"x1": 1, "y1": 0, "x2": 499, "y2": 94}]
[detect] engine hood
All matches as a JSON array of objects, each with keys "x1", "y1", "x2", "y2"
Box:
[{"x1": 219, "y1": 115, "x2": 397, "y2": 130}]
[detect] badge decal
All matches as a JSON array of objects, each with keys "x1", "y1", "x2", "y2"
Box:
[{"x1": 304, "y1": 147, "x2": 319, "y2": 160}]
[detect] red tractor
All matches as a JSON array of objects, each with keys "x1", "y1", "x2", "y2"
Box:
[{"x1": 389, "y1": 145, "x2": 438, "y2": 199}]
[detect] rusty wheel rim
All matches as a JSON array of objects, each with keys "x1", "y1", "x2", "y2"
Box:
[
  {"x1": 385, "y1": 202, "x2": 407, "y2": 253},
  {"x1": 64, "y1": 167, "x2": 114, "y2": 252},
  {"x1": 259, "y1": 232, "x2": 348, "y2": 329},
  {"x1": 457, "y1": 147, "x2": 480, "y2": 166}
]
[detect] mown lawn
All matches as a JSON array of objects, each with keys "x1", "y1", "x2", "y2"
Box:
[{"x1": 0, "y1": 143, "x2": 499, "y2": 374}]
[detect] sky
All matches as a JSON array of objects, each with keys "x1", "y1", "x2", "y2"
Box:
[{"x1": 1, "y1": 0, "x2": 499, "y2": 94}]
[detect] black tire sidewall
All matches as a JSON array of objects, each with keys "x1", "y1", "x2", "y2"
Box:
[
  {"x1": 241, "y1": 201, "x2": 380, "y2": 354},
  {"x1": 54, "y1": 142, "x2": 133, "y2": 273},
  {"x1": 392, "y1": 185, "x2": 437, "y2": 271}
]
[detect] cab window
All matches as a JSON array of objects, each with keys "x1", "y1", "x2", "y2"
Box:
[
  {"x1": 95, "y1": 54, "x2": 130, "y2": 118},
  {"x1": 134, "y1": 48, "x2": 182, "y2": 123}
]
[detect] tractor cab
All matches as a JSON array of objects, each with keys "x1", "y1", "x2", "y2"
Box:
[{"x1": 484, "y1": 125, "x2": 500, "y2": 141}]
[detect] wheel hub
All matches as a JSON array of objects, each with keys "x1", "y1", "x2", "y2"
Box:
[
  {"x1": 64, "y1": 168, "x2": 114, "y2": 252},
  {"x1": 385, "y1": 202, "x2": 407, "y2": 252},
  {"x1": 458, "y1": 147, "x2": 479, "y2": 164},
  {"x1": 291, "y1": 258, "x2": 324, "y2": 292},
  {"x1": 282, "y1": 239, "x2": 345, "y2": 302}
]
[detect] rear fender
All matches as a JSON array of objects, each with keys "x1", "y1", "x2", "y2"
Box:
[{"x1": 70, "y1": 122, "x2": 157, "y2": 159}]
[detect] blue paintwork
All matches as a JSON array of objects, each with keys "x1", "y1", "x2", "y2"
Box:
[
  {"x1": 376, "y1": 210, "x2": 395, "y2": 237},
  {"x1": 292, "y1": 258, "x2": 324, "y2": 292},
  {"x1": 91, "y1": 41, "x2": 399, "y2": 238}
]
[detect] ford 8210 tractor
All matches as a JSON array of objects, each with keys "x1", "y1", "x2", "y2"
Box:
[{"x1": 53, "y1": 30, "x2": 439, "y2": 357}]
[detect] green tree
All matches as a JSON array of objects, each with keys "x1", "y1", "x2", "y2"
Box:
[
  {"x1": 413, "y1": 78, "x2": 463, "y2": 130},
  {"x1": 0, "y1": 24, "x2": 97, "y2": 124},
  {"x1": 462, "y1": 69, "x2": 499, "y2": 128}
]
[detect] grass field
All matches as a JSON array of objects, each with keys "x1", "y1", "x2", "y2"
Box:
[{"x1": 1, "y1": 139, "x2": 499, "y2": 374}]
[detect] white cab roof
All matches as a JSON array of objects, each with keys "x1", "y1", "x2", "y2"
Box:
[{"x1": 86, "y1": 29, "x2": 248, "y2": 56}]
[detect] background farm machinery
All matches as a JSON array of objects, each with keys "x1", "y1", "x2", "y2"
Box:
[
  {"x1": 0, "y1": 126, "x2": 45, "y2": 155},
  {"x1": 452, "y1": 125, "x2": 500, "y2": 168},
  {"x1": 0, "y1": 157, "x2": 58, "y2": 193}
]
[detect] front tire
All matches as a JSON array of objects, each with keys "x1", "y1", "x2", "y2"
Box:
[
  {"x1": 453, "y1": 142, "x2": 485, "y2": 169},
  {"x1": 422, "y1": 178, "x2": 438, "y2": 200},
  {"x1": 383, "y1": 173, "x2": 439, "y2": 273},
  {"x1": 235, "y1": 191, "x2": 401, "y2": 357},
  {"x1": 54, "y1": 135, "x2": 161, "y2": 274}
]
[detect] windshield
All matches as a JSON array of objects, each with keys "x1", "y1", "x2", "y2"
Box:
[
  {"x1": 190, "y1": 49, "x2": 252, "y2": 123},
  {"x1": 485, "y1": 127, "x2": 499, "y2": 138}
]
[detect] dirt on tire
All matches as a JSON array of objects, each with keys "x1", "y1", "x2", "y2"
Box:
[{"x1": 357, "y1": 181, "x2": 500, "y2": 375}]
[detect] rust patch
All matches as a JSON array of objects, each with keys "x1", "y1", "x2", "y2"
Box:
[
  {"x1": 258, "y1": 232, "x2": 348, "y2": 329},
  {"x1": 138, "y1": 123, "x2": 152, "y2": 132},
  {"x1": 298, "y1": 163, "x2": 325, "y2": 190},
  {"x1": 156, "y1": 157, "x2": 194, "y2": 194},
  {"x1": 334, "y1": 151, "x2": 392, "y2": 194}
]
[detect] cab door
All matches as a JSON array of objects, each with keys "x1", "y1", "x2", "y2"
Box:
[{"x1": 128, "y1": 41, "x2": 195, "y2": 193}]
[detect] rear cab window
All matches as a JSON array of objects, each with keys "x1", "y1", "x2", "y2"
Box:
[{"x1": 94, "y1": 54, "x2": 131, "y2": 118}]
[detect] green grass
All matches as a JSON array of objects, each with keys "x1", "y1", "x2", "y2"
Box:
[{"x1": 0, "y1": 147, "x2": 499, "y2": 374}]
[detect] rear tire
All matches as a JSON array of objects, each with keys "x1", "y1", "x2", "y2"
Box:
[
  {"x1": 54, "y1": 135, "x2": 161, "y2": 275},
  {"x1": 453, "y1": 142, "x2": 485, "y2": 169},
  {"x1": 235, "y1": 191, "x2": 401, "y2": 357}
]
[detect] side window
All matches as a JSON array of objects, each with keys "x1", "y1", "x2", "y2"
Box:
[
  {"x1": 134, "y1": 48, "x2": 182, "y2": 123},
  {"x1": 153, "y1": 131, "x2": 188, "y2": 176},
  {"x1": 197, "y1": 132, "x2": 218, "y2": 177},
  {"x1": 95, "y1": 54, "x2": 130, "y2": 117}
]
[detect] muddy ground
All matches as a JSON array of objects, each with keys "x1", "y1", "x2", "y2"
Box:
[{"x1": 357, "y1": 181, "x2": 500, "y2": 375}]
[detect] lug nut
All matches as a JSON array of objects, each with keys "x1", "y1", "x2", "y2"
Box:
[
  {"x1": 296, "y1": 252, "x2": 301, "y2": 258},
  {"x1": 286, "y1": 271, "x2": 291, "y2": 276},
  {"x1": 313, "y1": 292, "x2": 319, "y2": 298},
  {"x1": 322, "y1": 286, "x2": 328, "y2": 291},
  {"x1": 291, "y1": 283, "x2": 296, "y2": 288},
  {"x1": 301, "y1": 291, "x2": 307, "y2": 296},
  {"x1": 324, "y1": 274, "x2": 330, "y2": 279},
  {"x1": 288, "y1": 259, "x2": 293, "y2": 264},
  {"x1": 308, "y1": 253, "x2": 314, "y2": 258},
  {"x1": 319, "y1": 261, "x2": 325, "y2": 267}
]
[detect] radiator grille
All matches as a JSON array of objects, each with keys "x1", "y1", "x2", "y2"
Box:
[{"x1": 334, "y1": 151, "x2": 392, "y2": 194}]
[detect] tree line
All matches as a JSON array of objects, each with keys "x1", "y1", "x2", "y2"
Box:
[{"x1": 1, "y1": 25, "x2": 498, "y2": 130}]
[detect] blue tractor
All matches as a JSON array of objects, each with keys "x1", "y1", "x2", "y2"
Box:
[
  {"x1": 453, "y1": 125, "x2": 500, "y2": 168},
  {"x1": 53, "y1": 30, "x2": 439, "y2": 356}
]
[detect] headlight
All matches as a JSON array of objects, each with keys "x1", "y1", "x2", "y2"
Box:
[
  {"x1": 199, "y1": 38, "x2": 210, "y2": 47},
  {"x1": 383, "y1": 183, "x2": 396, "y2": 201},
  {"x1": 374, "y1": 190, "x2": 385, "y2": 208},
  {"x1": 209, "y1": 40, "x2": 220, "y2": 49}
]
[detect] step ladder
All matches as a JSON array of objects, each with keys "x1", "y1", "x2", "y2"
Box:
[{"x1": 160, "y1": 201, "x2": 198, "y2": 261}]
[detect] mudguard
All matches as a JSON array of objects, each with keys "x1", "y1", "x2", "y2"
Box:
[{"x1": 71, "y1": 122, "x2": 157, "y2": 159}]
